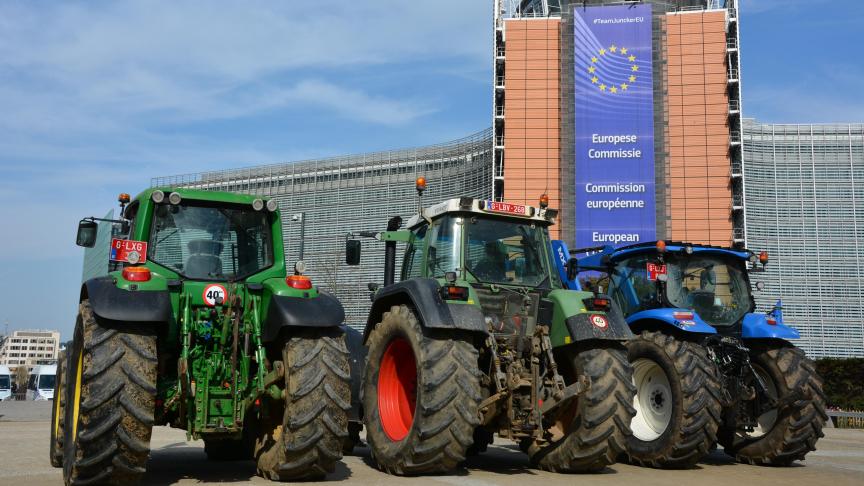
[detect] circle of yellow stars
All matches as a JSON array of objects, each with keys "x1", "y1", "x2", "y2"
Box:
[{"x1": 588, "y1": 44, "x2": 638, "y2": 94}]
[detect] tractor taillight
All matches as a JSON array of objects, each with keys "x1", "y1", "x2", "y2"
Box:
[
  {"x1": 766, "y1": 317, "x2": 777, "y2": 325},
  {"x1": 122, "y1": 266, "x2": 151, "y2": 282},
  {"x1": 583, "y1": 296, "x2": 611, "y2": 311},
  {"x1": 442, "y1": 285, "x2": 469, "y2": 301},
  {"x1": 673, "y1": 311, "x2": 694, "y2": 321},
  {"x1": 286, "y1": 275, "x2": 312, "y2": 290}
]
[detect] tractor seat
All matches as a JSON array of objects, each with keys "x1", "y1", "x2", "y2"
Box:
[{"x1": 185, "y1": 240, "x2": 223, "y2": 277}]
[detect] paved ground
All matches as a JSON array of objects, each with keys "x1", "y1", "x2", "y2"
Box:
[{"x1": 1, "y1": 401, "x2": 862, "y2": 485}]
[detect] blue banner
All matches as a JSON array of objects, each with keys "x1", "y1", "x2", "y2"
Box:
[{"x1": 573, "y1": 4, "x2": 656, "y2": 247}]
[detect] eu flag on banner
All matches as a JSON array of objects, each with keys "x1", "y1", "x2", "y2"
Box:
[{"x1": 573, "y1": 4, "x2": 656, "y2": 248}]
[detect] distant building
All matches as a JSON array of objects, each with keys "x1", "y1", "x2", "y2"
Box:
[{"x1": 0, "y1": 329, "x2": 61, "y2": 372}]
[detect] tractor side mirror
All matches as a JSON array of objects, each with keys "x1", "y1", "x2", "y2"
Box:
[
  {"x1": 76, "y1": 220, "x2": 98, "y2": 248},
  {"x1": 566, "y1": 257, "x2": 579, "y2": 281},
  {"x1": 345, "y1": 240, "x2": 361, "y2": 265}
]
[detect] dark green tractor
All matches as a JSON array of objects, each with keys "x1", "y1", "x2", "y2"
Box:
[
  {"x1": 51, "y1": 188, "x2": 352, "y2": 484},
  {"x1": 346, "y1": 184, "x2": 636, "y2": 475}
]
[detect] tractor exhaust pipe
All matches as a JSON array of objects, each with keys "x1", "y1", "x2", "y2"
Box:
[{"x1": 383, "y1": 216, "x2": 402, "y2": 287}]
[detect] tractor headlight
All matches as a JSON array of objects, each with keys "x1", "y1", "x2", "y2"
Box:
[
  {"x1": 294, "y1": 260, "x2": 307, "y2": 275},
  {"x1": 252, "y1": 199, "x2": 265, "y2": 211},
  {"x1": 755, "y1": 281, "x2": 765, "y2": 291},
  {"x1": 266, "y1": 199, "x2": 278, "y2": 212},
  {"x1": 168, "y1": 192, "x2": 182, "y2": 205},
  {"x1": 151, "y1": 190, "x2": 165, "y2": 203}
]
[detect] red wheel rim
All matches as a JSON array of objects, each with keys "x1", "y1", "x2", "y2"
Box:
[{"x1": 378, "y1": 337, "x2": 417, "y2": 441}]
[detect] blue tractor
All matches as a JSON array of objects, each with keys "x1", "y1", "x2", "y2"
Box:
[{"x1": 552, "y1": 240, "x2": 826, "y2": 468}]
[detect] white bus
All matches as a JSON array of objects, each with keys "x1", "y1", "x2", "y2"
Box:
[
  {"x1": 28, "y1": 364, "x2": 57, "y2": 400},
  {"x1": 0, "y1": 365, "x2": 11, "y2": 401}
]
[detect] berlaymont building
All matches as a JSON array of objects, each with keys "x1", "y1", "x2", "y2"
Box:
[{"x1": 150, "y1": 1, "x2": 864, "y2": 358}]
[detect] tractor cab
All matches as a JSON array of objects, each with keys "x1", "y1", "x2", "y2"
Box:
[
  {"x1": 401, "y1": 197, "x2": 560, "y2": 335},
  {"x1": 573, "y1": 241, "x2": 796, "y2": 339}
]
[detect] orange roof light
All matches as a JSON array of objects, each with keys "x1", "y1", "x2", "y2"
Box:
[
  {"x1": 415, "y1": 176, "x2": 427, "y2": 193},
  {"x1": 759, "y1": 251, "x2": 769, "y2": 265},
  {"x1": 118, "y1": 193, "x2": 131, "y2": 204},
  {"x1": 539, "y1": 193, "x2": 549, "y2": 209},
  {"x1": 656, "y1": 240, "x2": 667, "y2": 253},
  {"x1": 122, "y1": 266, "x2": 151, "y2": 282}
]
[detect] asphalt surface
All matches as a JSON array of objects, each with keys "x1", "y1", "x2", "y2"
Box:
[{"x1": 1, "y1": 402, "x2": 862, "y2": 485}]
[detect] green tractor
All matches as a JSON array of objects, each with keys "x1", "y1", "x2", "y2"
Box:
[
  {"x1": 51, "y1": 188, "x2": 352, "y2": 484},
  {"x1": 345, "y1": 182, "x2": 636, "y2": 475}
]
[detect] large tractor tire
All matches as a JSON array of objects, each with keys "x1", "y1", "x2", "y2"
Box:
[
  {"x1": 362, "y1": 305, "x2": 482, "y2": 475},
  {"x1": 49, "y1": 350, "x2": 68, "y2": 467},
  {"x1": 625, "y1": 330, "x2": 722, "y2": 468},
  {"x1": 720, "y1": 343, "x2": 826, "y2": 465},
  {"x1": 254, "y1": 328, "x2": 351, "y2": 480},
  {"x1": 526, "y1": 345, "x2": 635, "y2": 472},
  {"x1": 62, "y1": 300, "x2": 158, "y2": 485}
]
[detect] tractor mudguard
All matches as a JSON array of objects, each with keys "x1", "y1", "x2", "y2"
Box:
[
  {"x1": 626, "y1": 308, "x2": 717, "y2": 335},
  {"x1": 82, "y1": 276, "x2": 172, "y2": 323},
  {"x1": 741, "y1": 313, "x2": 800, "y2": 340},
  {"x1": 343, "y1": 325, "x2": 366, "y2": 422},
  {"x1": 363, "y1": 278, "x2": 486, "y2": 341},
  {"x1": 261, "y1": 291, "x2": 345, "y2": 342},
  {"x1": 563, "y1": 302, "x2": 634, "y2": 342}
]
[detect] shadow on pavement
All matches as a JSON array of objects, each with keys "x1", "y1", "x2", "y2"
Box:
[{"x1": 145, "y1": 443, "x2": 353, "y2": 485}]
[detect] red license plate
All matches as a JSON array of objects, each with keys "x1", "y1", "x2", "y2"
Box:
[
  {"x1": 110, "y1": 238, "x2": 148, "y2": 264},
  {"x1": 647, "y1": 262, "x2": 667, "y2": 281},
  {"x1": 485, "y1": 201, "x2": 527, "y2": 215}
]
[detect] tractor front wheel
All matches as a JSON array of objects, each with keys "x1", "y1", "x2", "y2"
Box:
[
  {"x1": 527, "y1": 345, "x2": 636, "y2": 472},
  {"x1": 720, "y1": 343, "x2": 826, "y2": 465},
  {"x1": 362, "y1": 305, "x2": 482, "y2": 475},
  {"x1": 62, "y1": 300, "x2": 158, "y2": 485},
  {"x1": 254, "y1": 328, "x2": 351, "y2": 480},
  {"x1": 625, "y1": 330, "x2": 722, "y2": 468},
  {"x1": 49, "y1": 350, "x2": 67, "y2": 467}
]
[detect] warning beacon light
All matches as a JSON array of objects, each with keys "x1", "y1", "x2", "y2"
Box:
[
  {"x1": 539, "y1": 193, "x2": 549, "y2": 209},
  {"x1": 415, "y1": 176, "x2": 427, "y2": 195},
  {"x1": 656, "y1": 240, "x2": 667, "y2": 253},
  {"x1": 759, "y1": 251, "x2": 769, "y2": 266}
]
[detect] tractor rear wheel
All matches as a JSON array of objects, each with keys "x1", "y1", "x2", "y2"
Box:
[
  {"x1": 527, "y1": 345, "x2": 635, "y2": 472},
  {"x1": 254, "y1": 328, "x2": 351, "y2": 480},
  {"x1": 720, "y1": 343, "x2": 826, "y2": 465},
  {"x1": 362, "y1": 305, "x2": 482, "y2": 475},
  {"x1": 62, "y1": 300, "x2": 158, "y2": 485},
  {"x1": 49, "y1": 350, "x2": 67, "y2": 467},
  {"x1": 625, "y1": 331, "x2": 722, "y2": 468}
]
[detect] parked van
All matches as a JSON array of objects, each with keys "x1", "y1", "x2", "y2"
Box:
[
  {"x1": 28, "y1": 364, "x2": 57, "y2": 400},
  {"x1": 0, "y1": 365, "x2": 11, "y2": 401}
]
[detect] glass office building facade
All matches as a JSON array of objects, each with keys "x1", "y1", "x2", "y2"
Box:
[{"x1": 743, "y1": 120, "x2": 864, "y2": 357}]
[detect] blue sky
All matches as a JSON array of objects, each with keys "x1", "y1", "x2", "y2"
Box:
[{"x1": 0, "y1": 0, "x2": 860, "y2": 340}]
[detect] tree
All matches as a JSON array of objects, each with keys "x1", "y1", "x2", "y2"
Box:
[{"x1": 14, "y1": 366, "x2": 29, "y2": 395}]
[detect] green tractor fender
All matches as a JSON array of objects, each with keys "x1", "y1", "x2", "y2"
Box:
[
  {"x1": 547, "y1": 289, "x2": 633, "y2": 346},
  {"x1": 363, "y1": 278, "x2": 486, "y2": 342},
  {"x1": 261, "y1": 290, "x2": 346, "y2": 343},
  {"x1": 80, "y1": 276, "x2": 172, "y2": 323}
]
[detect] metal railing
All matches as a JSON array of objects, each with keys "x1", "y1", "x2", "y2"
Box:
[
  {"x1": 729, "y1": 99, "x2": 740, "y2": 113},
  {"x1": 730, "y1": 130, "x2": 742, "y2": 144},
  {"x1": 728, "y1": 67, "x2": 739, "y2": 82}
]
